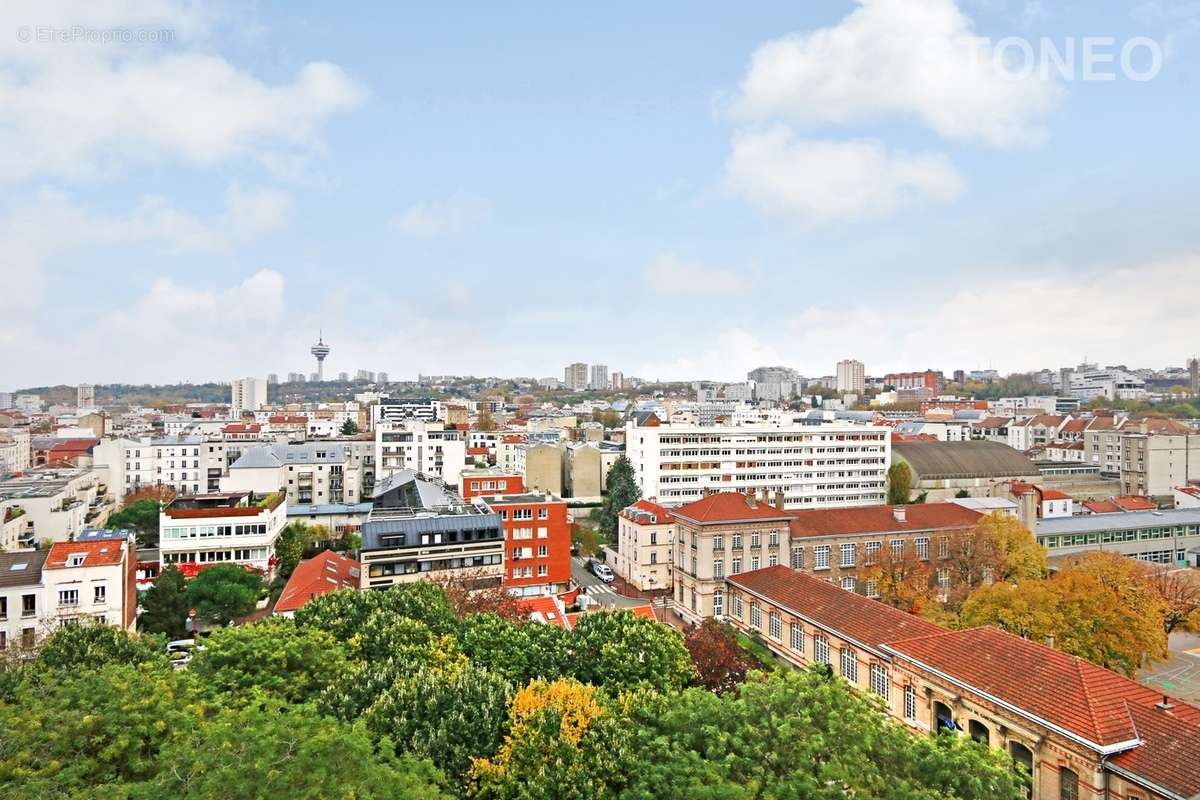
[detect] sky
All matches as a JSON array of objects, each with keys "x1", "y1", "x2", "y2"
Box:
[{"x1": 3, "y1": 0, "x2": 1200, "y2": 389}]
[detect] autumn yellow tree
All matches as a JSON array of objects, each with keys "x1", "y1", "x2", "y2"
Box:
[
  {"x1": 858, "y1": 541, "x2": 937, "y2": 615},
  {"x1": 1146, "y1": 565, "x2": 1200, "y2": 634},
  {"x1": 942, "y1": 512, "x2": 1046, "y2": 606}
]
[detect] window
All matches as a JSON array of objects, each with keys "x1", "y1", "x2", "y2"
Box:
[
  {"x1": 734, "y1": 594, "x2": 743, "y2": 619},
  {"x1": 938, "y1": 537, "x2": 950, "y2": 559},
  {"x1": 813, "y1": 634, "x2": 830, "y2": 664},
  {"x1": 904, "y1": 685, "x2": 917, "y2": 720},
  {"x1": 890, "y1": 539, "x2": 904, "y2": 558},
  {"x1": 1059, "y1": 768, "x2": 1078, "y2": 800},
  {"x1": 713, "y1": 590, "x2": 723, "y2": 618},
  {"x1": 865, "y1": 541, "x2": 881, "y2": 564},
  {"x1": 650, "y1": 552, "x2": 658, "y2": 564},
  {"x1": 732, "y1": 557, "x2": 742, "y2": 574},
  {"x1": 749, "y1": 603, "x2": 762, "y2": 629},
  {"x1": 840, "y1": 648, "x2": 857, "y2": 682},
  {"x1": 791, "y1": 547, "x2": 804, "y2": 569},
  {"x1": 840, "y1": 543, "x2": 856, "y2": 568},
  {"x1": 93, "y1": 585, "x2": 106, "y2": 604},
  {"x1": 790, "y1": 622, "x2": 804, "y2": 652},
  {"x1": 840, "y1": 576, "x2": 856, "y2": 592},
  {"x1": 937, "y1": 569, "x2": 950, "y2": 589},
  {"x1": 751, "y1": 533, "x2": 761, "y2": 548},
  {"x1": 713, "y1": 535, "x2": 723, "y2": 551},
  {"x1": 865, "y1": 579, "x2": 879, "y2": 598},
  {"x1": 750, "y1": 555, "x2": 760, "y2": 571},
  {"x1": 713, "y1": 559, "x2": 724, "y2": 578},
  {"x1": 732, "y1": 534, "x2": 742, "y2": 549},
  {"x1": 768, "y1": 611, "x2": 782, "y2": 640},
  {"x1": 768, "y1": 531, "x2": 779, "y2": 547},
  {"x1": 915, "y1": 538, "x2": 929, "y2": 561},
  {"x1": 0, "y1": 597, "x2": 5, "y2": 620},
  {"x1": 768, "y1": 554, "x2": 778, "y2": 567},
  {"x1": 814, "y1": 545, "x2": 830, "y2": 570},
  {"x1": 869, "y1": 664, "x2": 888, "y2": 698},
  {"x1": 58, "y1": 589, "x2": 79, "y2": 607}
]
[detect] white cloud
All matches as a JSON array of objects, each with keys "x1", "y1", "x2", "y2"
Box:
[
  {"x1": 724, "y1": 127, "x2": 964, "y2": 225},
  {"x1": 636, "y1": 254, "x2": 1200, "y2": 381},
  {"x1": 392, "y1": 193, "x2": 492, "y2": 238},
  {"x1": 0, "y1": 2, "x2": 366, "y2": 182},
  {"x1": 643, "y1": 253, "x2": 757, "y2": 294},
  {"x1": 730, "y1": 0, "x2": 1062, "y2": 149}
]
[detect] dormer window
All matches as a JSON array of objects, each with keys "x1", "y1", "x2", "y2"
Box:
[{"x1": 68, "y1": 553, "x2": 86, "y2": 567}]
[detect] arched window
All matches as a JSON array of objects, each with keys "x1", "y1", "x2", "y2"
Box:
[
  {"x1": 1059, "y1": 768, "x2": 1078, "y2": 800},
  {"x1": 968, "y1": 720, "x2": 989, "y2": 745},
  {"x1": 933, "y1": 701, "x2": 957, "y2": 734},
  {"x1": 1009, "y1": 742, "x2": 1033, "y2": 800}
]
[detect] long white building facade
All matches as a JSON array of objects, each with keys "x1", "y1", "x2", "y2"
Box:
[{"x1": 625, "y1": 413, "x2": 890, "y2": 509}]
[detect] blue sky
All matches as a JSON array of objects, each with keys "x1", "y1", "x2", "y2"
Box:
[{"x1": 3, "y1": 0, "x2": 1200, "y2": 388}]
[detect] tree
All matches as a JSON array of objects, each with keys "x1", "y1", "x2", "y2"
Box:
[
  {"x1": 942, "y1": 513, "x2": 1046, "y2": 606},
  {"x1": 139, "y1": 563, "x2": 191, "y2": 638},
  {"x1": 886, "y1": 462, "x2": 913, "y2": 505},
  {"x1": 1147, "y1": 565, "x2": 1200, "y2": 634},
  {"x1": 147, "y1": 698, "x2": 451, "y2": 799},
  {"x1": 960, "y1": 569, "x2": 1168, "y2": 677},
  {"x1": 366, "y1": 662, "x2": 512, "y2": 789},
  {"x1": 955, "y1": 489, "x2": 970, "y2": 498},
  {"x1": 105, "y1": 497, "x2": 163, "y2": 546},
  {"x1": 186, "y1": 563, "x2": 265, "y2": 626},
  {"x1": 340, "y1": 418, "x2": 360, "y2": 435},
  {"x1": 458, "y1": 612, "x2": 571, "y2": 685},
  {"x1": 189, "y1": 618, "x2": 349, "y2": 703},
  {"x1": 34, "y1": 623, "x2": 165, "y2": 673},
  {"x1": 475, "y1": 409, "x2": 496, "y2": 431},
  {"x1": 597, "y1": 455, "x2": 640, "y2": 536},
  {"x1": 570, "y1": 609, "x2": 695, "y2": 693},
  {"x1": 274, "y1": 521, "x2": 308, "y2": 579},
  {"x1": 859, "y1": 541, "x2": 938, "y2": 615},
  {"x1": 433, "y1": 568, "x2": 526, "y2": 621},
  {"x1": 600, "y1": 409, "x2": 621, "y2": 429},
  {"x1": 684, "y1": 619, "x2": 762, "y2": 694}
]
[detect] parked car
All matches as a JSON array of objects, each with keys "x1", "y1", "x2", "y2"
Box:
[
  {"x1": 165, "y1": 638, "x2": 205, "y2": 669},
  {"x1": 592, "y1": 563, "x2": 615, "y2": 583}
]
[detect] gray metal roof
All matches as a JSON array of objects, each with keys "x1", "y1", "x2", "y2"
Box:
[
  {"x1": 1037, "y1": 508, "x2": 1200, "y2": 535},
  {"x1": 229, "y1": 446, "x2": 283, "y2": 469},
  {"x1": 288, "y1": 502, "x2": 373, "y2": 516},
  {"x1": 893, "y1": 441, "x2": 1039, "y2": 480}
]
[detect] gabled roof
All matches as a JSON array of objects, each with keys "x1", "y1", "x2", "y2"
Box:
[
  {"x1": 728, "y1": 566, "x2": 944, "y2": 654},
  {"x1": 1108, "y1": 700, "x2": 1200, "y2": 798},
  {"x1": 229, "y1": 446, "x2": 283, "y2": 470},
  {"x1": 892, "y1": 440, "x2": 1039, "y2": 480},
  {"x1": 0, "y1": 549, "x2": 48, "y2": 588},
  {"x1": 621, "y1": 499, "x2": 675, "y2": 525},
  {"x1": 883, "y1": 627, "x2": 1200, "y2": 753},
  {"x1": 1114, "y1": 495, "x2": 1157, "y2": 511},
  {"x1": 787, "y1": 503, "x2": 981, "y2": 539},
  {"x1": 673, "y1": 492, "x2": 791, "y2": 525},
  {"x1": 275, "y1": 550, "x2": 361, "y2": 613},
  {"x1": 45, "y1": 539, "x2": 127, "y2": 568}
]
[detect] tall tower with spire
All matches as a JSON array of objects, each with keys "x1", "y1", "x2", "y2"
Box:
[{"x1": 310, "y1": 331, "x2": 330, "y2": 382}]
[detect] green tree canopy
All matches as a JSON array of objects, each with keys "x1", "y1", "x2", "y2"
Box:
[
  {"x1": 886, "y1": 462, "x2": 913, "y2": 505},
  {"x1": 597, "y1": 455, "x2": 640, "y2": 536},
  {"x1": 340, "y1": 418, "x2": 360, "y2": 435},
  {"x1": 105, "y1": 498, "x2": 162, "y2": 546},
  {"x1": 186, "y1": 563, "x2": 265, "y2": 626},
  {"x1": 571, "y1": 609, "x2": 695, "y2": 693},
  {"x1": 274, "y1": 521, "x2": 308, "y2": 579},
  {"x1": 189, "y1": 618, "x2": 349, "y2": 704},
  {"x1": 458, "y1": 612, "x2": 570, "y2": 685},
  {"x1": 139, "y1": 563, "x2": 191, "y2": 638},
  {"x1": 33, "y1": 623, "x2": 165, "y2": 674}
]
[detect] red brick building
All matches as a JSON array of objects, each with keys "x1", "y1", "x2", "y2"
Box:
[
  {"x1": 886, "y1": 370, "x2": 944, "y2": 395},
  {"x1": 460, "y1": 469, "x2": 526, "y2": 500},
  {"x1": 484, "y1": 491, "x2": 571, "y2": 596}
]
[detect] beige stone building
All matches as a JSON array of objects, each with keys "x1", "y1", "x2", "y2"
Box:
[
  {"x1": 1119, "y1": 431, "x2": 1200, "y2": 498},
  {"x1": 672, "y1": 490, "x2": 792, "y2": 625},
  {"x1": 564, "y1": 443, "x2": 601, "y2": 498},
  {"x1": 524, "y1": 443, "x2": 564, "y2": 496},
  {"x1": 613, "y1": 499, "x2": 675, "y2": 592},
  {"x1": 726, "y1": 565, "x2": 1200, "y2": 800}
]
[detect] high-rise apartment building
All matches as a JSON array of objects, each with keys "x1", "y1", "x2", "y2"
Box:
[
  {"x1": 230, "y1": 377, "x2": 267, "y2": 419},
  {"x1": 589, "y1": 364, "x2": 609, "y2": 391},
  {"x1": 564, "y1": 362, "x2": 588, "y2": 391},
  {"x1": 835, "y1": 360, "x2": 865, "y2": 394},
  {"x1": 625, "y1": 412, "x2": 890, "y2": 509},
  {"x1": 610, "y1": 371, "x2": 625, "y2": 390},
  {"x1": 76, "y1": 384, "x2": 95, "y2": 409}
]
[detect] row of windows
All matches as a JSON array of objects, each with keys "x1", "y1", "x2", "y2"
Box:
[
  {"x1": 366, "y1": 553, "x2": 502, "y2": 577},
  {"x1": 162, "y1": 547, "x2": 268, "y2": 563},
  {"x1": 162, "y1": 523, "x2": 270, "y2": 540}
]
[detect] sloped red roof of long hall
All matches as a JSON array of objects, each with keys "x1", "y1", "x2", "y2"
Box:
[
  {"x1": 1108, "y1": 700, "x2": 1200, "y2": 798},
  {"x1": 673, "y1": 492, "x2": 792, "y2": 525},
  {"x1": 728, "y1": 566, "x2": 945, "y2": 651},
  {"x1": 787, "y1": 503, "x2": 982, "y2": 539},
  {"x1": 882, "y1": 626, "x2": 1200, "y2": 750},
  {"x1": 274, "y1": 550, "x2": 360, "y2": 613}
]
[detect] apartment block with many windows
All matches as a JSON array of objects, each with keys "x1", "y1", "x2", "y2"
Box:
[
  {"x1": 625, "y1": 414, "x2": 890, "y2": 510},
  {"x1": 159, "y1": 491, "x2": 286, "y2": 575},
  {"x1": 613, "y1": 499, "x2": 675, "y2": 592}
]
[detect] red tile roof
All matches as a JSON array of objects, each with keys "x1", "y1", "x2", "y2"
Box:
[
  {"x1": 1114, "y1": 496, "x2": 1157, "y2": 511},
  {"x1": 275, "y1": 550, "x2": 360, "y2": 613},
  {"x1": 517, "y1": 595, "x2": 572, "y2": 629},
  {"x1": 883, "y1": 627, "x2": 1200, "y2": 752},
  {"x1": 729, "y1": 566, "x2": 944, "y2": 652},
  {"x1": 45, "y1": 539, "x2": 128, "y2": 568},
  {"x1": 1108, "y1": 701, "x2": 1200, "y2": 798},
  {"x1": 1060, "y1": 418, "x2": 1089, "y2": 434},
  {"x1": 673, "y1": 492, "x2": 792, "y2": 525},
  {"x1": 48, "y1": 438, "x2": 100, "y2": 453},
  {"x1": 787, "y1": 503, "x2": 981, "y2": 539},
  {"x1": 1084, "y1": 500, "x2": 1121, "y2": 514},
  {"x1": 621, "y1": 499, "x2": 675, "y2": 525},
  {"x1": 1039, "y1": 488, "x2": 1071, "y2": 500}
]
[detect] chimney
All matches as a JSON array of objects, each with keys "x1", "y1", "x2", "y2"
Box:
[
  {"x1": 746, "y1": 490, "x2": 757, "y2": 508},
  {"x1": 774, "y1": 489, "x2": 785, "y2": 511},
  {"x1": 1045, "y1": 634, "x2": 1055, "y2": 649},
  {"x1": 892, "y1": 505, "x2": 906, "y2": 522},
  {"x1": 1156, "y1": 694, "x2": 1175, "y2": 712}
]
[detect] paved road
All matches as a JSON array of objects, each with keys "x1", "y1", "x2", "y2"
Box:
[{"x1": 571, "y1": 556, "x2": 646, "y2": 609}]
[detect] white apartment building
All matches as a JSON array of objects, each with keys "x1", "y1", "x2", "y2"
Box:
[
  {"x1": 375, "y1": 419, "x2": 467, "y2": 488},
  {"x1": 835, "y1": 359, "x2": 865, "y2": 394},
  {"x1": 1067, "y1": 367, "x2": 1147, "y2": 402},
  {"x1": 93, "y1": 436, "x2": 228, "y2": 498},
  {"x1": 0, "y1": 531, "x2": 137, "y2": 651},
  {"x1": 221, "y1": 442, "x2": 362, "y2": 506},
  {"x1": 612, "y1": 500, "x2": 675, "y2": 592},
  {"x1": 589, "y1": 364, "x2": 609, "y2": 391},
  {"x1": 0, "y1": 468, "x2": 101, "y2": 545},
  {"x1": 159, "y1": 491, "x2": 287, "y2": 574},
  {"x1": 0, "y1": 425, "x2": 31, "y2": 472},
  {"x1": 564, "y1": 362, "x2": 588, "y2": 391},
  {"x1": 230, "y1": 377, "x2": 268, "y2": 419},
  {"x1": 625, "y1": 415, "x2": 890, "y2": 509}
]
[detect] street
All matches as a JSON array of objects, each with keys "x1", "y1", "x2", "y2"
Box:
[{"x1": 570, "y1": 556, "x2": 647, "y2": 609}]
